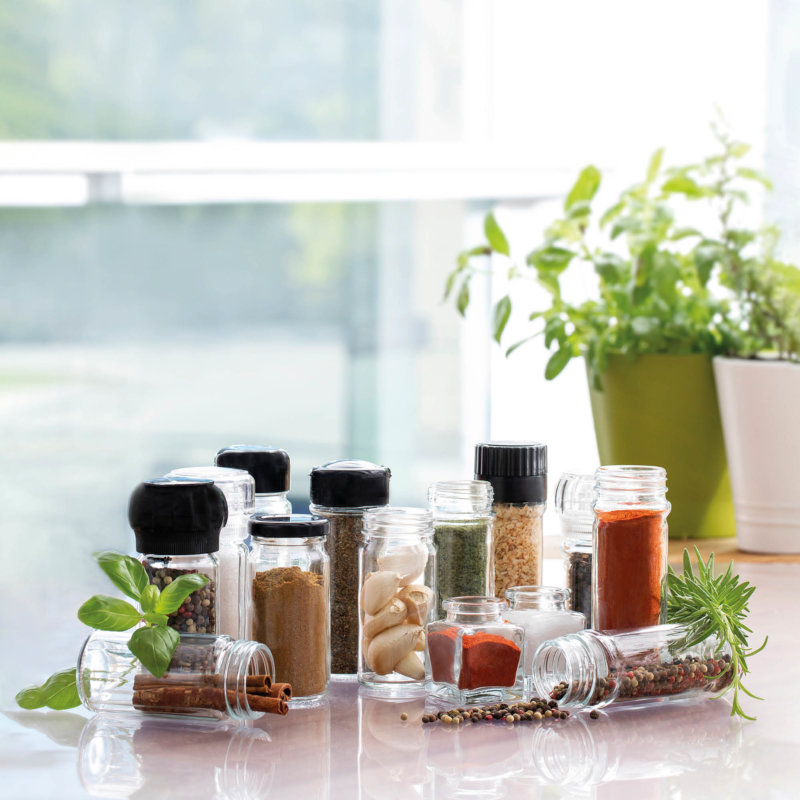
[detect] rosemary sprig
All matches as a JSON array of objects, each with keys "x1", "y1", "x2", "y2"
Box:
[{"x1": 666, "y1": 547, "x2": 767, "y2": 720}]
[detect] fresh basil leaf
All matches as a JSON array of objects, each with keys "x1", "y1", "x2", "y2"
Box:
[
  {"x1": 443, "y1": 270, "x2": 458, "y2": 301},
  {"x1": 492, "y1": 295, "x2": 512, "y2": 343},
  {"x1": 139, "y1": 584, "x2": 160, "y2": 614},
  {"x1": 565, "y1": 165, "x2": 601, "y2": 211},
  {"x1": 456, "y1": 281, "x2": 470, "y2": 317},
  {"x1": 646, "y1": 147, "x2": 665, "y2": 184},
  {"x1": 155, "y1": 573, "x2": 209, "y2": 615},
  {"x1": 129, "y1": 625, "x2": 179, "y2": 678},
  {"x1": 484, "y1": 213, "x2": 510, "y2": 256},
  {"x1": 662, "y1": 175, "x2": 708, "y2": 198},
  {"x1": 545, "y1": 345, "x2": 572, "y2": 380},
  {"x1": 528, "y1": 245, "x2": 574, "y2": 273},
  {"x1": 544, "y1": 316, "x2": 566, "y2": 349},
  {"x1": 15, "y1": 686, "x2": 46, "y2": 710},
  {"x1": 78, "y1": 595, "x2": 142, "y2": 631},
  {"x1": 41, "y1": 668, "x2": 81, "y2": 710},
  {"x1": 143, "y1": 612, "x2": 169, "y2": 626},
  {"x1": 94, "y1": 551, "x2": 149, "y2": 602},
  {"x1": 735, "y1": 166, "x2": 772, "y2": 190}
]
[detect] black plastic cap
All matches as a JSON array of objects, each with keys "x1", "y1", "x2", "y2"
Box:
[
  {"x1": 249, "y1": 513, "x2": 329, "y2": 539},
  {"x1": 309, "y1": 459, "x2": 390, "y2": 509},
  {"x1": 474, "y1": 442, "x2": 548, "y2": 504},
  {"x1": 128, "y1": 477, "x2": 228, "y2": 555},
  {"x1": 215, "y1": 445, "x2": 290, "y2": 494}
]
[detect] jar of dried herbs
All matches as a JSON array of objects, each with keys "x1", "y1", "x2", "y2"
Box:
[
  {"x1": 428, "y1": 480, "x2": 494, "y2": 617},
  {"x1": 309, "y1": 460, "x2": 390, "y2": 675},
  {"x1": 474, "y1": 442, "x2": 547, "y2": 598},
  {"x1": 129, "y1": 478, "x2": 228, "y2": 635}
]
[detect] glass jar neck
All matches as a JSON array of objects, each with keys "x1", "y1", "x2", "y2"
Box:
[
  {"x1": 217, "y1": 638, "x2": 275, "y2": 720},
  {"x1": 363, "y1": 506, "x2": 433, "y2": 538},
  {"x1": 251, "y1": 536, "x2": 324, "y2": 547},
  {"x1": 254, "y1": 492, "x2": 291, "y2": 514},
  {"x1": 443, "y1": 596, "x2": 507, "y2": 623},
  {"x1": 506, "y1": 586, "x2": 569, "y2": 611},
  {"x1": 594, "y1": 465, "x2": 669, "y2": 510},
  {"x1": 141, "y1": 552, "x2": 218, "y2": 564},
  {"x1": 428, "y1": 480, "x2": 493, "y2": 515}
]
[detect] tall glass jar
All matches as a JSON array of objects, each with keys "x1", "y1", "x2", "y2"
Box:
[
  {"x1": 593, "y1": 465, "x2": 670, "y2": 631},
  {"x1": 79, "y1": 631, "x2": 276, "y2": 720},
  {"x1": 474, "y1": 442, "x2": 547, "y2": 597},
  {"x1": 216, "y1": 445, "x2": 292, "y2": 516},
  {"x1": 358, "y1": 507, "x2": 435, "y2": 692},
  {"x1": 426, "y1": 596, "x2": 524, "y2": 704},
  {"x1": 246, "y1": 514, "x2": 330, "y2": 702},
  {"x1": 128, "y1": 478, "x2": 227, "y2": 635},
  {"x1": 428, "y1": 480, "x2": 494, "y2": 617},
  {"x1": 531, "y1": 624, "x2": 733, "y2": 710},
  {"x1": 310, "y1": 459, "x2": 390, "y2": 675},
  {"x1": 554, "y1": 473, "x2": 594, "y2": 626},
  {"x1": 166, "y1": 466, "x2": 255, "y2": 639}
]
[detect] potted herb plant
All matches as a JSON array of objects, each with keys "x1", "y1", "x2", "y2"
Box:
[{"x1": 447, "y1": 128, "x2": 799, "y2": 541}]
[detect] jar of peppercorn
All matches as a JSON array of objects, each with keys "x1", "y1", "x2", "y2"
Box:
[
  {"x1": 426, "y1": 596, "x2": 524, "y2": 705},
  {"x1": 128, "y1": 477, "x2": 227, "y2": 635}
]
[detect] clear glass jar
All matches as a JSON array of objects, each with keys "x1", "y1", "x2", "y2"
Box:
[
  {"x1": 593, "y1": 465, "x2": 670, "y2": 631},
  {"x1": 215, "y1": 445, "x2": 292, "y2": 516},
  {"x1": 428, "y1": 480, "x2": 494, "y2": 617},
  {"x1": 555, "y1": 473, "x2": 594, "y2": 627},
  {"x1": 474, "y1": 442, "x2": 547, "y2": 597},
  {"x1": 166, "y1": 466, "x2": 255, "y2": 639},
  {"x1": 358, "y1": 506, "x2": 435, "y2": 692},
  {"x1": 426, "y1": 596, "x2": 524, "y2": 704},
  {"x1": 246, "y1": 514, "x2": 330, "y2": 701},
  {"x1": 310, "y1": 459, "x2": 390, "y2": 675},
  {"x1": 78, "y1": 631, "x2": 275, "y2": 721},
  {"x1": 531, "y1": 623, "x2": 733, "y2": 710}
]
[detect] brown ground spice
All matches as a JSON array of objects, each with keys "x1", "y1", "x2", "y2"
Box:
[{"x1": 252, "y1": 567, "x2": 328, "y2": 698}]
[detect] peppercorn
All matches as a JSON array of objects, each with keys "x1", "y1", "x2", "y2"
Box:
[
  {"x1": 400, "y1": 713, "x2": 408, "y2": 721},
  {"x1": 589, "y1": 709, "x2": 599, "y2": 719}
]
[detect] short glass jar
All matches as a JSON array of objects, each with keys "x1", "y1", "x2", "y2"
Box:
[
  {"x1": 358, "y1": 506, "x2": 435, "y2": 692},
  {"x1": 531, "y1": 624, "x2": 733, "y2": 710},
  {"x1": 593, "y1": 465, "x2": 670, "y2": 631},
  {"x1": 216, "y1": 445, "x2": 292, "y2": 516},
  {"x1": 79, "y1": 631, "x2": 276, "y2": 721},
  {"x1": 428, "y1": 480, "x2": 494, "y2": 617},
  {"x1": 426, "y1": 596, "x2": 524, "y2": 704},
  {"x1": 246, "y1": 514, "x2": 330, "y2": 702}
]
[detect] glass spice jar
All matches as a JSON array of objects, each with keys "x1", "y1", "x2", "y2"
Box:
[
  {"x1": 216, "y1": 445, "x2": 292, "y2": 516},
  {"x1": 531, "y1": 623, "x2": 734, "y2": 711},
  {"x1": 358, "y1": 506, "x2": 436, "y2": 692},
  {"x1": 78, "y1": 631, "x2": 277, "y2": 720},
  {"x1": 428, "y1": 480, "x2": 494, "y2": 617},
  {"x1": 474, "y1": 442, "x2": 547, "y2": 598},
  {"x1": 426, "y1": 596, "x2": 524, "y2": 704},
  {"x1": 593, "y1": 465, "x2": 670, "y2": 631},
  {"x1": 128, "y1": 478, "x2": 227, "y2": 635},
  {"x1": 246, "y1": 514, "x2": 330, "y2": 702},
  {"x1": 554, "y1": 473, "x2": 594, "y2": 627},
  {"x1": 309, "y1": 459, "x2": 391, "y2": 676},
  {"x1": 166, "y1": 466, "x2": 255, "y2": 639}
]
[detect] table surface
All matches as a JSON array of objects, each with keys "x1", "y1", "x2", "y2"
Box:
[{"x1": 2, "y1": 551, "x2": 798, "y2": 799}]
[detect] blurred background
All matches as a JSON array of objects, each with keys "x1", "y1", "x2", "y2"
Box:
[{"x1": 0, "y1": 0, "x2": 796, "y2": 693}]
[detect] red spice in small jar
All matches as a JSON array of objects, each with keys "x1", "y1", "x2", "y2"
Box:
[{"x1": 428, "y1": 627, "x2": 521, "y2": 689}]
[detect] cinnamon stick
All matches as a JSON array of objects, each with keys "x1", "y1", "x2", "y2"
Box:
[
  {"x1": 133, "y1": 673, "x2": 272, "y2": 692},
  {"x1": 132, "y1": 685, "x2": 288, "y2": 715},
  {"x1": 267, "y1": 682, "x2": 292, "y2": 701}
]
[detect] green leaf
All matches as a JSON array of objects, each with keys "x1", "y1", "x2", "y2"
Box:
[
  {"x1": 728, "y1": 141, "x2": 750, "y2": 158},
  {"x1": 694, "y1": 242, "x2": 722, "y2": 287},
  {"x1": 646, "y1": 147, "x2": 665, "y2": 184},
  {"x1": 544, "y1": 345, "x2": 572, "y2": 380},
  {"x1": 94, "y1": 551, "x2": 149, "y2": 602},
  {"x1": 456, "y1": 281, "x2": 470, "y2": 317},
  {"x1": 527, "y1": 245, "x2": 575, "y2": 273},
  {"x1": 631, "y1": 317, "x2": 660, "y2": 336},
  {"x1": 139, "y1": 584, "x2": 160, "y2": 613},
  {"x1": 544, "y1": 316, "x2": 566, "y2": 349},
  {"x1": 670, "y1": 227, "x2": 702, "y2": 241},
  {"x1": 78, "y1": 595, "x2": 142, "y2": 631},
  {"x1": 593, "y1": 253, "x2": 627, "y2": 284},
  {"x1": 15, "y1": 686, "x2": 46, "y2": 710},
  {"x1": 484, "y1": 213, "x2": 510, "y2": 256},
  {"x1": 611, "y1": 216, "x2": 640, "y2": 240},
  {"x1": 599, "y1": 201, "x2": 625, "y2": 229},
  {"x1": 443, "y1": 270, "x2": 458, "y2": 301},
  {"x1": 155, "y1": 573, "x2": 209, "y2": 615},
  {"x1": 143, "y1": 612, "x2": 169, "y2": 626},
  {"x1": 565, "y1": 165, "x2": 601, "y2": 211},
  {"x1": 736, "y1": 166, "x2": 772, "y2": 190},
  {"x1": 492, "y1": 295, "x2": 512, "y2": 343},
  {"x1": 41, "y1": 668, "x2": 81, "y2": 710},
  {"x1": 505, "y1": 334, "x2": 540, "y2": 357},
  {"x1": 567, "y1": 201, "x2": 592, "y2": 219},
  {"x1": 662, "y1": 175, "x2": 708, "y2": 198},
  {"x1": 128, "y1": 625, "x2": 179, "y2": 678}
]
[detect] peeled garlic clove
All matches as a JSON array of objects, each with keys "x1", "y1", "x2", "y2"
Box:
[
  {"x1": 394, "y1": 651, "x2": 425, "y2": 681},
  {"x1": 378, "y1": 546, "x2": 428, "y2": 586},
  {"x1": 361, "y1": 571, "x2": 401, "y2": 615},
  {"x1": 413, "y1": 628, "x2": 425, "y2": 651},
  {"x1": 397, "y1": 584, "x2": 434, "y2": 625},
  {"x1": 367, "y1": 623, "x2": 422, "y2": 675},
  {"x1": 363, "y1": 597, "x2": 407, "y2": 640}
]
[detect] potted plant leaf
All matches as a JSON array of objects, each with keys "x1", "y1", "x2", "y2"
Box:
[{"x1": 447, "y1": 127, "x2": 798, "y2": 540}]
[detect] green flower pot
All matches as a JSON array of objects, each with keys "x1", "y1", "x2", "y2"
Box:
[{"x1": 588, "y1": 353, "x2": 734, "y2": 539}]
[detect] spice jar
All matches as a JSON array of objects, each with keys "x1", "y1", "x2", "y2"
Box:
[
  {"x1": 246, "y1": 514, "x2": 330, "y2": 701},
  {"x1": 79, "y1": 631, "x2": 277, "y2": 720},
  {"x1": 426, "y1": 596, "x2": 524, "y2": 704},
  {"x1": 358, "y1": 506, "x2": 435, "y2": 691},
  {"x1": 593, "y1": 465, "x2": 670, "y2": 631},
  {"x1": 554, "y1": 473, "x2": 594, "y2": 627},
  {"x1": 474, "y1": 442, "x2": 547, "y2": 597},
  {"x1": 129, "y1": 478, "x2": 227, "y2": 635},
  {"x1": 428, "y1": 480, "x2": 494, "y2": 617},
  {"x1": 166, "y1": 466, "x2": 255, "y2": 639},
  {"x1": 310, "y1": 459, "x2": 391, "y2": 675},
  {"x1": 531, "y1": 623, "x2": 733, "y2": 710},
  {"x1": 216, "y1": 445, "x2": 292, "y2": 516}
]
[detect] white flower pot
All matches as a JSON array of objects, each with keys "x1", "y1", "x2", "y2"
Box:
[{"x1": 713, "y1": 356, "x2": 800, "y2": 553}]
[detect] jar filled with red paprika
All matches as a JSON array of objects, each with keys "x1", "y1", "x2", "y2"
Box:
[{"x1": 426, "y1": 596, "x2": 524, "y2": 704}]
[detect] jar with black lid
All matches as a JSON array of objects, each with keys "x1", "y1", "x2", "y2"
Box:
[
  {"x1": 216, "y1": 445, "x2": 292, "y2": 516},
  {"x1": 128, "y1": 477, "x2": 227, "y2": 635}
]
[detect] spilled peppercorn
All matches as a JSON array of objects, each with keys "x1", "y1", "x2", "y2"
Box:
[{"x1": 420, "y1": 698, "x2": 570, "y2": 725}]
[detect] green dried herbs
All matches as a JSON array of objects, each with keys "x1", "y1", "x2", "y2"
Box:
[{"x1": 434, "y1": 521, "x2": 490, "y2": 616}]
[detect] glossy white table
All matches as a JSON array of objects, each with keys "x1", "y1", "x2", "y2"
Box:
[{"x1": 2, "y1": 561, "x2": 797, "y2": 799}]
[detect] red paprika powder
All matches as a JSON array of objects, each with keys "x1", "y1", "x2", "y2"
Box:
[{"x1": 428, "y1": 627, "x2": 521, "y2": 689}]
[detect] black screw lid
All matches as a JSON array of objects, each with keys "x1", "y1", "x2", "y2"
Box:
[
  {"x1": 249, "y1": 513, "x2": 329, "y2": 539},
  {"x1": 309, "y1": 459, "x2": 390, "y2": 509},
  {"x1": 474, "y1": 442, "x2": 548, "y2": 504},
  {"x1": 128, "y1": 477, "x2": 228, "y2": 555},
  {"x1": 215, "y1": 445, "x2": 290, "y2": 494}
]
